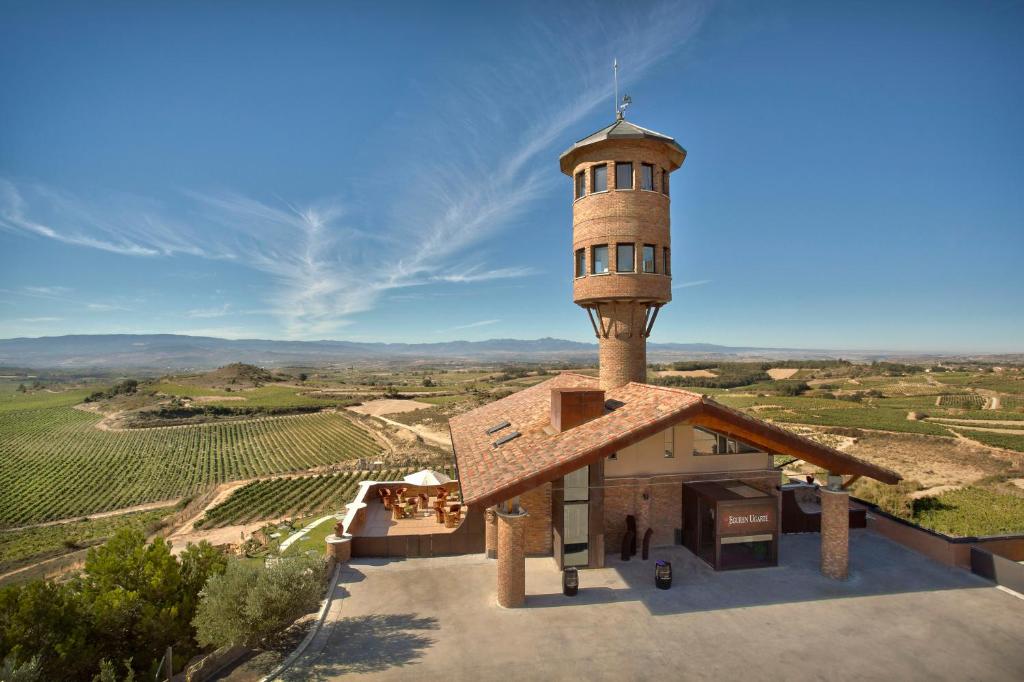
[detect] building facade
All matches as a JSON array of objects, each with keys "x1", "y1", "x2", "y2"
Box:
[{"x1": 449, "y1": 115, "x2": 901, "y2": 607}]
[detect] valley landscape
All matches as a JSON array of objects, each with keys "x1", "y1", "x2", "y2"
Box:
[{"x1": 4, "y1": 345, "x2": 1023, "y2": 585}]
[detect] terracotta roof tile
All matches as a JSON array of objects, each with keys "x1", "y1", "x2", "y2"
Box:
[{"x1": 450, "y1": 372, "x2": 901, "y2": 509}]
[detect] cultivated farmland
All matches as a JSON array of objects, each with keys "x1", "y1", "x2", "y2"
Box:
[
  {"x1": 195, "y1": 467, "x2": 444, "y2": 528},
  {"x1": 0, "y1": 384, "x2": 382, "y2": 527}
]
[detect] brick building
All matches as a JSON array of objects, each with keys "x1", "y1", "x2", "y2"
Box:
[{"x1": 449, "y1": 114, "x2": 900, "y2": 607}]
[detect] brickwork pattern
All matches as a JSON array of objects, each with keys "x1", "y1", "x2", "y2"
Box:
[
  {"x1": 820, "y1": 488, "x2": 850, "y2": 579},
  {"x1": 496, "y1": 509, "x2": 528, "y2": 608},
  {"x1": 569, "y1": 141, "x2": 675, "y2": 308},
  {"x1": 596, "y1": 301, "x2": 648, "y2": 390},
  {"x1": 521, "y1": 483, "x2": 553, "y2": 555},
  {"x1": 603, "y1": 471, "x2": 780, "y2": 552}
]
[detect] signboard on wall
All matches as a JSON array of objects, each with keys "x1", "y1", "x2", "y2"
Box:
[{"x1": 717, "y1": 501, "x2": 777, "y2": 535}]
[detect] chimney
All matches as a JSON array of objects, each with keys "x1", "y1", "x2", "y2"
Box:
[{"x1": 550, "y1": 387, "x2": 606, "y2": 433}]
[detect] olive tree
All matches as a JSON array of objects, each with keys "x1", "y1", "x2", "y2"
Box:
[{"x1": 193, "y1": 555, "x2": 326, "y2": 649}]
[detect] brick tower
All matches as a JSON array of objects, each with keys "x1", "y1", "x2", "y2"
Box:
[{"x1": 560, "y1": 114, "x2": 686, "y2": 390}]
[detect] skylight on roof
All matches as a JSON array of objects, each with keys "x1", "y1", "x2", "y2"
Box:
[
  {"x1": 492, "y1": 431, "x2": 521, "y2": 448},
  {"x1": 486, "y1": 420, "x2": 511, "y2": 435}
]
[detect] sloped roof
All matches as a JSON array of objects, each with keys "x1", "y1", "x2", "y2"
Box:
[
  {"x1": 559, "y1": 118, "x2": 687, "y2": 173},
  {"x1": 450, "y1": 373, "x2": 901, "y2": 509}
]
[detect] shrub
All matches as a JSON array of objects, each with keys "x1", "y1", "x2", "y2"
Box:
[
  {"x1": 852, "y1": 479, "x2": 922, "y2": 518},
  {"x1": 193, "y1": 555, "x2": 326, "y2": 649}
]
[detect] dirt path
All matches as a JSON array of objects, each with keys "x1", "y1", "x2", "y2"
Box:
[
  {"x1": 354, "y1": 412, "x2": 451, "y2": 449},
  {"x1": 347, "y1": 399, "x2": 434, "y2": 416},
  {"x1": 929, "y1": 417, "x2": 1024, "y2": 428},
  {"x1": 0, "y1": 499, "x2": 180, "y2": 533}
]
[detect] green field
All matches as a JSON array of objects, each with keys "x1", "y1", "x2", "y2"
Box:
[
  {"x1": 152, "y1": 382, "x2": 361, "y2": 409},
  {"x1": 910, "y1": 488, "x2": 1024, "y2": 536},
  {"x1": 0, "y1": 507, "x2": 174, "y2": 574},
  {"x1": 0, "y1": 384, "x2": 382, "y2": 526},
  {"x1": 951, "y1": 429, "x2": 1024, "y2": 453}
]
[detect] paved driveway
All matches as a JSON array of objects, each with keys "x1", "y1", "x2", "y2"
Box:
[{"x1": 286, "y1": 532, "x2": 1024, "y2": 681}]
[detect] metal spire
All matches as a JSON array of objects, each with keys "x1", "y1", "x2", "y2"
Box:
[{"x1": 614, "y1": 59, "x2": 631, "y2": 120}]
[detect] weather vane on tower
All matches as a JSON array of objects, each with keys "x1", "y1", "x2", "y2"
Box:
[{"x1": 614, "y1": 58, "x2": 632, "y2": 120}]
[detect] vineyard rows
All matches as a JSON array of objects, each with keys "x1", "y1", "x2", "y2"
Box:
[
  {"x1": 196, "y1": 468, "x2": 405, "y2": 527},
  {"x1": 937, "y1": 394, "x2": 985, "y2": 409},
  {"x1": 0, "y1": 405, "x2": 382, "y2": 527}
]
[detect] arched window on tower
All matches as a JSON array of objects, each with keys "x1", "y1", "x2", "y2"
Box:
[
  {"x1": 593, "y1": 164, "x2": 608, "y2": 192},
  {"x1": 574, "y1": 171, "x2": 586, "y2": 199},
  {"x1": 575, "y1": 249, "x2": 586, "y2": 278}
]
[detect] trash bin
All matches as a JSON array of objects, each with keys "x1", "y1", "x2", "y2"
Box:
[
  {"x1": 563, "y1": 567, "x2": 579, "y2": 597},
  {"x1": 655, "y1": 560, "x2": 672, "y2": 590}
]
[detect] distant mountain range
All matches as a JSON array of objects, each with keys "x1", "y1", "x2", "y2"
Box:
[{"x1": 0, "y1": 334, "x2": 1014, "y2": 370}]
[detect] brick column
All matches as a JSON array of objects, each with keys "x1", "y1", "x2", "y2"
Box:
[
  {"x1": 485, "y1": 507, "x2": 498, "y2": 559},
  {"x1": 496, "y1": 508, "x2": 528, "y2": 608},
  {"x1": 820, "y1": 487, "x2": 849, "y2": 580}
]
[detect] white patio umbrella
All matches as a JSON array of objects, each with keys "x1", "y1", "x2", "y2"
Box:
[{"x1": 403, "y1": 469, "x2": 453, "y2": 487}]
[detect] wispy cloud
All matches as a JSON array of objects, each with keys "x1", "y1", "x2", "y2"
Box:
[
  {"x1": 186, "y1": 303, "x2": 232, "y2": 319},
  {"x1": 436, "y1": 319, "x2": 502, "y2": 334},
  {"x1": 673, "y1": 279, "x2": 712, "y2": 289},
  {"x1": 19, "y1": 316, "x2": 61, "y2": 323},
  {"x1": 23, "y1": 286, "x2": 72, "y2": 297},
  {"x1": 87, "y1": 302, "x2": 131, "y2": 312},
  {"x1": 0, "y1": 1, "x2": 711, "y2": 338}
]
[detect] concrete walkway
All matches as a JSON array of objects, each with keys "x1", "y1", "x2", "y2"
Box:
[{"x1": 285, "y1": 532, "x2": 1024, "y2": 681}]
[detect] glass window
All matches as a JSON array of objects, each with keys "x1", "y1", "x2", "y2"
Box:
[
  {"x1": 664, "y1": 428, "x2": 675, "y2": 458},
  {"x1": 616, "y1": 162, "x2": 633, "y2": 190},
  {"x1": 693, "y1": 427, "x2": 764, "y2": 456},
  {"x1": 642, "y1": 245, "x2": 656, "y2": 273},
  {"x1": 593, "y1": 164, "x2": 608, "y2": 192},
  {"x1": 564, "y1": 465, "x2": 589, "y2": 501},
  {"x1": 663, "y1": 247, "x2": 671, "y2": 276},
  {"x1": 616, "y1": 243, "x2": 635, "y2": 272},
  {"x1": 574, "y1": 171, "x2": 586, "y2": 199},
  {"x1": 574, "y1": 248, "x2": 586, "y2": 278},
  {"x1": 592, "y1": 245, "x2": 609, "y2": 274},
  {"x1": 563, "y1": 503, "x2": 589, "y2": 567},
  {"x1": 662, "y1": 169, "x2": 670, "y2": 196},
  {"x1": 641, "y1": 163, "x2": 654, "y2": 190}
]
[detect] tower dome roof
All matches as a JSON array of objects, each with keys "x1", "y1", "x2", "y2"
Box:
[{"x1": 559, "y1": 118, "x2": 686, "y2": 174}]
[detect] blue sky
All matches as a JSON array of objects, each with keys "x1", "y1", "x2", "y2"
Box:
[{"x1": 1, "y1": 0, "x2": 1022, "y2": 353}]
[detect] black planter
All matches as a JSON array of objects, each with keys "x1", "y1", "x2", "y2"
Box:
[
  {"x1": 563, "y1": 567, "x2": 579, "y2": 596},
  {"x1": 655, "y1": 560, "x2": 672, "y2": 590}
]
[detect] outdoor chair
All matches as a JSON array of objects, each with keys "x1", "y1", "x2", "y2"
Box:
[
  {"x1": 397, "y1": 486, "x2": 408, "y2": 501},
  {"x1": 444, "y1": 510, "x2": 460, "y2": 528},
  {"x1": 392, "y1": 503, "x2": 404, "y2": 521},
  {"x1": 418, "y1": 493, "x2": 429, "y2": 510},
  {"x1": 449, "y1": 503, "x2": 461, "y2": 515},
  {"x1": 382, "y1": 494, "x2": 393, "y2": 511},
  {"x1": 435, "y1": 507, "x2": 446, "y2": 524}
]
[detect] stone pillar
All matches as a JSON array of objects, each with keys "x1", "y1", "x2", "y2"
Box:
[
  {"x1": 325, "y1": 534, "x2": 352, "y2": 564},
  {"x1": 820, "y1": 487, "x2": 850, "y2": 580},
  {"x1": 485, "y1": 507, "x2": 498, "y2": 559},
  {"x1": 496, "y1": 507, "x2": 528, "y2": 608}
]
